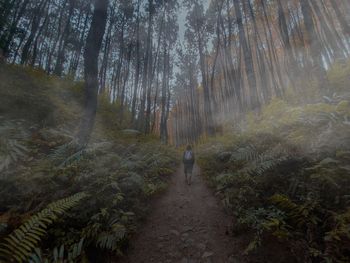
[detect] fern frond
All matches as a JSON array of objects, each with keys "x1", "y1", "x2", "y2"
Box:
[
  {"x1": 244, "y1": 156, "x2": 289, "y2": 176},
  {"x1": 58, "y1": 149, "x2": 86, "y2": 167},
  {"x1": 50, "y1": 141, "x2": 113, "y2": 167},
  {"x1": 96, "y1": 223, "x2": 126, "y2": 251},
  {"x1": 270, "y1": 194, "x2": 321, "y2": 228},
  {"x1": 49, "y1": 141, "x2": 81, "y2": 165},
  {"x1": 231, "y1": 144, "x2": 259, "y2": 162},
  {"x1": 0, "y1": 119, "x2": 30, "y2": 173},
  {"x1": 29, "y1": 238, "x2": 85, "y2": 263},
  {"x1": 235, "y1": 143, "x2": 293, "y2": 176},
  {"x1": 0, "y1": 192, "x2": 87, "y2": 263}
]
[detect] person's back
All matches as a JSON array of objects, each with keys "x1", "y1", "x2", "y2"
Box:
[{"x1": 183, "y1": 145, "x2": 195, "y2": 185}]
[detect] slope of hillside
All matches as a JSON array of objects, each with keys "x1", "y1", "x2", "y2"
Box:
[
  {"x1": 0, "y1": 63, "x2": 179, "y2": 263},
  {"x1": 197, "y1": 62, "x2": 350, "y2": 262}
]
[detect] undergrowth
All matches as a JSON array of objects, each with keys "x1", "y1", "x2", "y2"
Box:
[
  {"x1": 198, "y1": 60, "x2": 350, "y2": 262},
  {"x1": 0, "y1": 64, "x2": 179, "y2": 263}
]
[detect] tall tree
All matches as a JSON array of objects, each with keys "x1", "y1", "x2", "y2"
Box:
[
  {"x1": 233, "y1": 0, "x2": 259, "y2": 109},
  {"x1": 77, "y1": 0, "x2": 108, "y2": 146},
  {"x1": 299, "y1": 0, "x2": 328, "y2": 90},
  {"x1": 185, "y1": 1, "x2": 215, "y2": 136}
]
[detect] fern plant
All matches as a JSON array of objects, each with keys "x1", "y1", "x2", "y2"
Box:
[
  {"x1": 0, "y1": 119, "x2": 29, "y2": 173},
  {"x1": 29, "y1": 238, "x2": 85, "y2": 263},
  {"x1": 323, "y1": 208, "x2": 350, "y2": 262},
  {"x1": 49, "y1": 141, "x2": 84, "y2": 167},
  {"x1": 231, "y1": 144, "x2": 259, "y2": 162},
  {"x1": 95, "y1": 223, "x2": 126, "y2": 252},
  {"x1": 232, "y1": 143, "x2": 294, "y2": 176},
  {"x1": 50, "y1": 140, "x2": 113, "y2": 167},
  {"x1": 82, "y1": 208, "x2": 132, "y2": 254},
  {"x1": 238, "y1": 206, "x2": 288, "y2": 254},
  {"x1": 0, "y1": 192, "x2": 87, "y2": 263},
  {"x1": 270, "y1": 194, "x2": 321, "y2": 229}
]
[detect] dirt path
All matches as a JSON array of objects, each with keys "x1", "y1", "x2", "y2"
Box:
[{"x1": 122, "y1": 165, "x2": 246, "y2": 263}]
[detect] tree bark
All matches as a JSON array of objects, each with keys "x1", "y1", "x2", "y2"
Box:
[
  {"x1": 77, "y1": 0, "x2": 108, "y2": 146},
  {"x1": 54, "y1": 0, "x2": 75, "y2": 76},
  {"x1": 20, "y1": 0, "x2": 48, "y2": 64},
  {"x1": 330, "y1": 0, "x2": 350, "y2": 36},
  {"x1": 233, "y1": 0, "x2": 259, "y2": 109},
  {"x1": 300, "y1": 0, "x2": 328, "y2": 91}
]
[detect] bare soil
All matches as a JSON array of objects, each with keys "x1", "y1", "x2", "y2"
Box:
[{"x1": 121, "y1": 165, "x2": 247, "y2": 263}]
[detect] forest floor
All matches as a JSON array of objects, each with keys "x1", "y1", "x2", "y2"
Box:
[{"x1": 120, "y1": 164, "x2": 246, "y2": 263}]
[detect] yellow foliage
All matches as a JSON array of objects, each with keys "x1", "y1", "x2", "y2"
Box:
[
  {"x1": 303, "y1": 103, "x2": 334, "y2": 114},
  {"x1": 303, "y1": 78, "x2": 321, "y2": 101},
  {"x1": 284, "y1": 86, "x2": 300, "y2": 104},
  {"x1": 233, "y1": 92, "x2": 349, "y2": 149},
  {"x1": 261, "y1": 98, "x2": 289, "y2": 120},
  {"x1": 327, "y1": 60, "x2": 350, "y2": 92},
  {"x1": 286, "y1": 130, "x2": 305, "y2": 145},
  {"x1": 246, "y1": 111, "x2": 257, "y2": 130},
  {"x1": 335, "y1": 100, "x2": 350, "y2": 115},
  {"x1": 245, "y1": 99, "x2": 301, "y2": 134}
]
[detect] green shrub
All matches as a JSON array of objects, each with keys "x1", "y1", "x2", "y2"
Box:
[{"x1": 198, "y1": 90, "x2": 350, "y2": 262}]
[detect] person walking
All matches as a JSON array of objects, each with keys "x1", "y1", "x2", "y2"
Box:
[{"x1": 183, "y1": 145, "x2": 195, "y2": 185}]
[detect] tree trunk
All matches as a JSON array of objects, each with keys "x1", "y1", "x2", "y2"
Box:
[
  {"x1": 1, "y1": 0, "x2": 30, "y2": 57},
  {"x1": 69, "y1": 10, "x2": 90, "y2": 78},
  {"x1": 139, "y1": 0, "x2": 153, "y2": 132},
  {"x1": 31, "y1": 11, "x2": 49, "y2": 66},
  {"x1": 300, "y1": 0, "x2": 328, "y2": 91},
  {"x1": 45, "y1": 0, "x2": 68, "y2": 73},
  {"x1": 233, "y1": 0, "x2": 259, "y2": 110},
  {"x1": 160, "y1": 40, "x2": 167, "y2": 144},
  {"x1": 21, "y1": 0, "x2": 48, "y2": 64},
  {"x1": 330, "y1": 0, "x2": 350, "y2": 36},
  {"x1": 77, "y1": 0, "x2": 108, "y2": 146},
  {"x1": 54, "y1": 0, "x2": 75, "y2": 76}
]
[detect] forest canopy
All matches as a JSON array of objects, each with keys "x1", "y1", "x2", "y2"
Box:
[{"x1": 1, "y1": 0, "x2": 350, "y2": 142}]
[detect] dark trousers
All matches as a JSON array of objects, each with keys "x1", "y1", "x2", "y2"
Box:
[{"x1": 184, "y1": 163, "x2": 194, "y2": 175}]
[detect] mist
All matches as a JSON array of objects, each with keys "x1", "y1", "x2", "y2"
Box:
[{"x1": 0, "y1": 0, "x2": 350, "y2": 262}]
